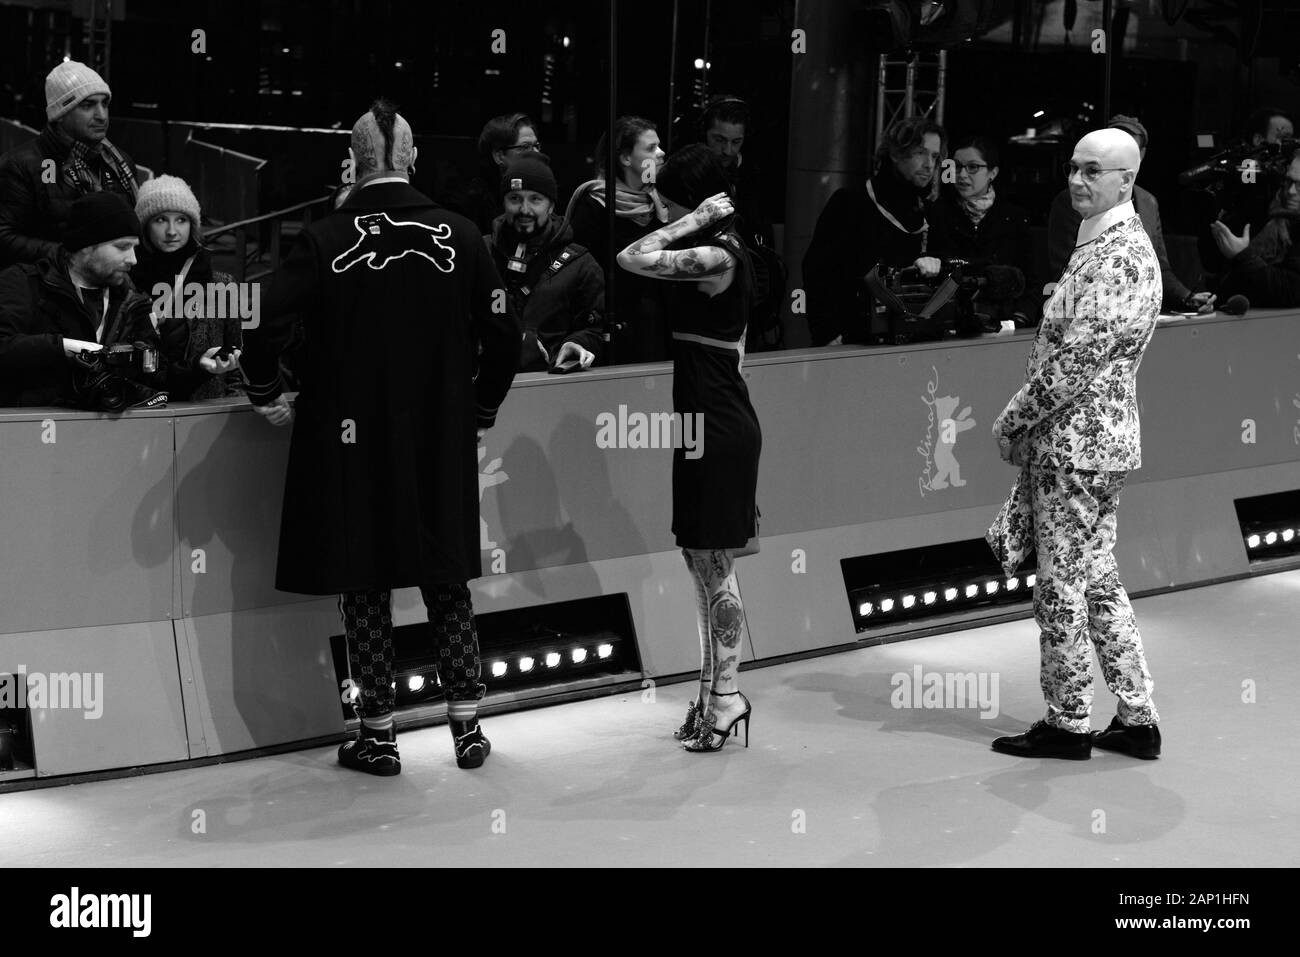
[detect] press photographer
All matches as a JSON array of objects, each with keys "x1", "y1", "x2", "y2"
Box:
[
  {"x1": 1209, "y1": 141, "x2": 1300, "y2": 309},
  {"x1": 1189, "y1": 107, "x2": 1297, "y2": 279},
  {"x1": 803, "y1": 116, "x2": 945, "y2": 345},
  {"x1": 0, "y1": 192, "x2": 236, "y2": 409}
]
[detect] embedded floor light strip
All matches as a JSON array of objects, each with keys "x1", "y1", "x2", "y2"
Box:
[
  {"x1": 850, "y1": 572, "x2": 1036, "y2": 632},
  {"x1": 1243, "y1": 525, "x2": 1300, "y2": 559},
  {"x1": 484, "y1": 638, "x2": 623, "y2": 685}
]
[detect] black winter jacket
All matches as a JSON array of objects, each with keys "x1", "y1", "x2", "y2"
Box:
[
  {"x1": 487, "y1": 214, "x2": 605, "y2": 372},
  {"x1": 0, "y1": 127, "x2": 137, "y2": 269},
  {"x1": 802, "y1": 167, "x2": 930, "y2": 345},
  {"x1": 0, "y1": 251, "x2": 197, "y2": 407}
]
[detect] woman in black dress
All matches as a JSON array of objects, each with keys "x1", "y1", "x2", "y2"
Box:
[{"x1": 616, "y1": 145, "x2": 761, "y2": 753}]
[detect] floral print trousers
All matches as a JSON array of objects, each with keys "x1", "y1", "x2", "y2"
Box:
[{"x1": 1030, "y1": 460, "x2": 1159, "y2": 732}]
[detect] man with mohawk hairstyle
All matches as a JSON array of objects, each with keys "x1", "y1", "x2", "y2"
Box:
[{"x1": 241, "y1": 98, "x2": 521, "y2": 776}]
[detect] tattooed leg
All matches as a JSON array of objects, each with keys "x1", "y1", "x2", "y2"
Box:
[
  {"x1": 686, "y1": 548, "x2": 745, "y2": 696},
  {"x1": 683, "y1": 548, "x2": 714, "y2": 708}
]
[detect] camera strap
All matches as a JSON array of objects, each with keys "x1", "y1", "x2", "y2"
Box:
[
  {"x1": 863, "y1": 266, "x2": 959, "y2": 319},
  {"x1": 517, "y1": 243, "x2": 585, "y2": 301},
  {"x1": 866, "y1": 179, "x2": 929, "y2": 253}
]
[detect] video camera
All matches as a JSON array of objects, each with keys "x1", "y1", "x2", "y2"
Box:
[
  {"x1": 1177, "y1": 137, "x2": 1298, "y2": 191},
  {"x1": 863, "y1": 260, "x2": 1021, "y2": 344}
]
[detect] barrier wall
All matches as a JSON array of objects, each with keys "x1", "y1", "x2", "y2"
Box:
[{"x1": 2, "y1": 309, "x2": 1298, "y2": 783}]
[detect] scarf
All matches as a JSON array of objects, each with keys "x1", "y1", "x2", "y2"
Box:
[
  {"x1": 135, "y1": 236, "x2": 199, "y2": 298},
  {"x1": 1248, "y1": 191, "x2": 1300, "y2": 265},
  {"x1": 960, "y1": 184, "x2": 997, "y2": 227},
  {"x1": 562, "y1": 178, "x2": 668, "y2": 227},
  {"x1": 50, "y1": 123, "x2": 138, "y2": 201}
]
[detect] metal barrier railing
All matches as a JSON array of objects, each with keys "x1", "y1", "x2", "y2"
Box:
[
  {"x1": 202, "y1": 193, "x2": 333, "y2": 281},
  {"x1": 185, "y1": 132, "x2": 266, "y2": 225},
  {"x1": 0, "y1": 118, "x2": 40, "y2": 156}
]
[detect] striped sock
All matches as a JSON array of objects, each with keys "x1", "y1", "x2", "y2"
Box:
[
  {"x1": 361, "y1": 713, "x2": 394, "y2": 733},
  {"x1": 447, "y1": 700, "x2": 478, "y2": 722}
]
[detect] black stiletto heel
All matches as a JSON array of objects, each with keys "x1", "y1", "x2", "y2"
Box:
[{"x1": 683, "y1": 691, "x2": 751, "y2": 752}]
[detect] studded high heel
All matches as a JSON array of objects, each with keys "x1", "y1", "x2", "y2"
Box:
[
  {"x1": 672, "y1": 699, "x2": 703, "y2": 740},
  {"x1": 682, "y1": 691, "x2": 751, "y2": 752}
]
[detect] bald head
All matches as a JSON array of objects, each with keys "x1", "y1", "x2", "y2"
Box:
[
  {"x1": 1068, "y1": 129, "x2": 1140, "y2": 219},
  {"x1": 351, "y1": 105, "x2": 415, "y2": 181}
]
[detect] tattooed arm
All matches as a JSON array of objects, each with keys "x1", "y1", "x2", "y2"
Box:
[{"x1": 616, "y1": 191, "x2": 737, "y2": 281}]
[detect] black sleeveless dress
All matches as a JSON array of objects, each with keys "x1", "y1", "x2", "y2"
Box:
[{"x1": 668, "y1": 232, "x2": 762, "y2": 549}]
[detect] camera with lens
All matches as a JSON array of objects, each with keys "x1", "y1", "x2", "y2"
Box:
[
  {"x1": 71, "y1": 342, "x2": 169, "y2": 413},
  {"x1": 863, "y1": 262, "x2": 986, "y2": 345}
]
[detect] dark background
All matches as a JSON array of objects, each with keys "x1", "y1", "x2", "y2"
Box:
[{"x1": 1, "y1": 0, "x2": 1297, "y2": 231}]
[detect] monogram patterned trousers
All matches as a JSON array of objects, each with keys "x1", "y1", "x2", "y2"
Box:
[
  {"x1": 1030, "y1": 461, "x2": 1159, "y2": 732},
  {"x1": 340, "y1": 583, "x2": 486, "y2": 718}
]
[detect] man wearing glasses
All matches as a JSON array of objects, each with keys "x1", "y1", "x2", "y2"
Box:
[
  {"x1": 1209, "y1": 144, "x2": 1300, "y2": 308},
  {"x1": 990, "y1": 128, "x2": 1163, "y2": 761},
  {"x1": 442, "y1": 113, "x2": 542, "y2": 234},
  {"x1": 1045, "y1": 116, "x2": 1211, "y2": 314}
]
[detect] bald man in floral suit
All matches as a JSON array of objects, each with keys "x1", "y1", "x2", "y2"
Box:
[{"x1": 990, "y1": 129, "x2": 1163, "y2": 761}]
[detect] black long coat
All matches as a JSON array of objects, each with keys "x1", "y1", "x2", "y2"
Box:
[{"x1": 240, "y1": 181, "x2": 520, "y2": 595}]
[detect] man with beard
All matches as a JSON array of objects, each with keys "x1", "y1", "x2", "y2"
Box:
[
  {"x1": 0, "y1": 61, "x2": 138, "y2": 269},
  {"x1": 802, "y1": 117, "x2": 945, "y2": 345},
  {"x1": 0, "y1": 192, "x2": 230, "y2": 407},
  {"x1": 487, "y1": 153, "x2": 605, "y2": 373}
]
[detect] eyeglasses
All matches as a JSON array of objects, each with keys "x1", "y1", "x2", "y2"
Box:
[
  {"x1": 955, "y1": 162, "x2": 989, "y2": 175},
  {"x1": 506, "y1": 142, "x2": 542, "y2": 154},
  {"x1": 1063, "y1": 161, "x2": 1131, "y2": 183}
]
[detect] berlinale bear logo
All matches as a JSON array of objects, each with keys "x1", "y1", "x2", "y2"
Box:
[{"x1": 331, "y1": 213, "x2": 457, "y2": 274}]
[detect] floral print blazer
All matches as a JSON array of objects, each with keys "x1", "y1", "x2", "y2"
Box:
[{"x1": 993, "y1": 212, "x2": 1162, "y2": 471}]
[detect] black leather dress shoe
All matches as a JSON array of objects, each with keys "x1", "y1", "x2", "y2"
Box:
[
  {"x1": 1091, "y1": 716, "x2": 1161, "y2": 759},
  {"x1": 991, "y1": 720, "x2": 1092, "y2": 760}
]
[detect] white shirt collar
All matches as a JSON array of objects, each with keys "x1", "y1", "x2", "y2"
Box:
[
  {"x1": 359, "y1": 175, "x2": 409, "y2": 188},
  {"x1": 1075, "y1": 198, "x2": 1137, "y2": 247}
]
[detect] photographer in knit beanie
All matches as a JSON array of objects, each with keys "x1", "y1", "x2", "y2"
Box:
[
  {"x1": 133, "y1": 174, "x2": 242, "y2": 400},
  {"x1": 0, "y1": 61, "x2": 138, "y2": 269},
  {"x1": 0, "y1": 192, "x2": 166, "y2": 407},
  {"x1": 487, "y1": 152, "x2": 604, "y2": 373}
]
